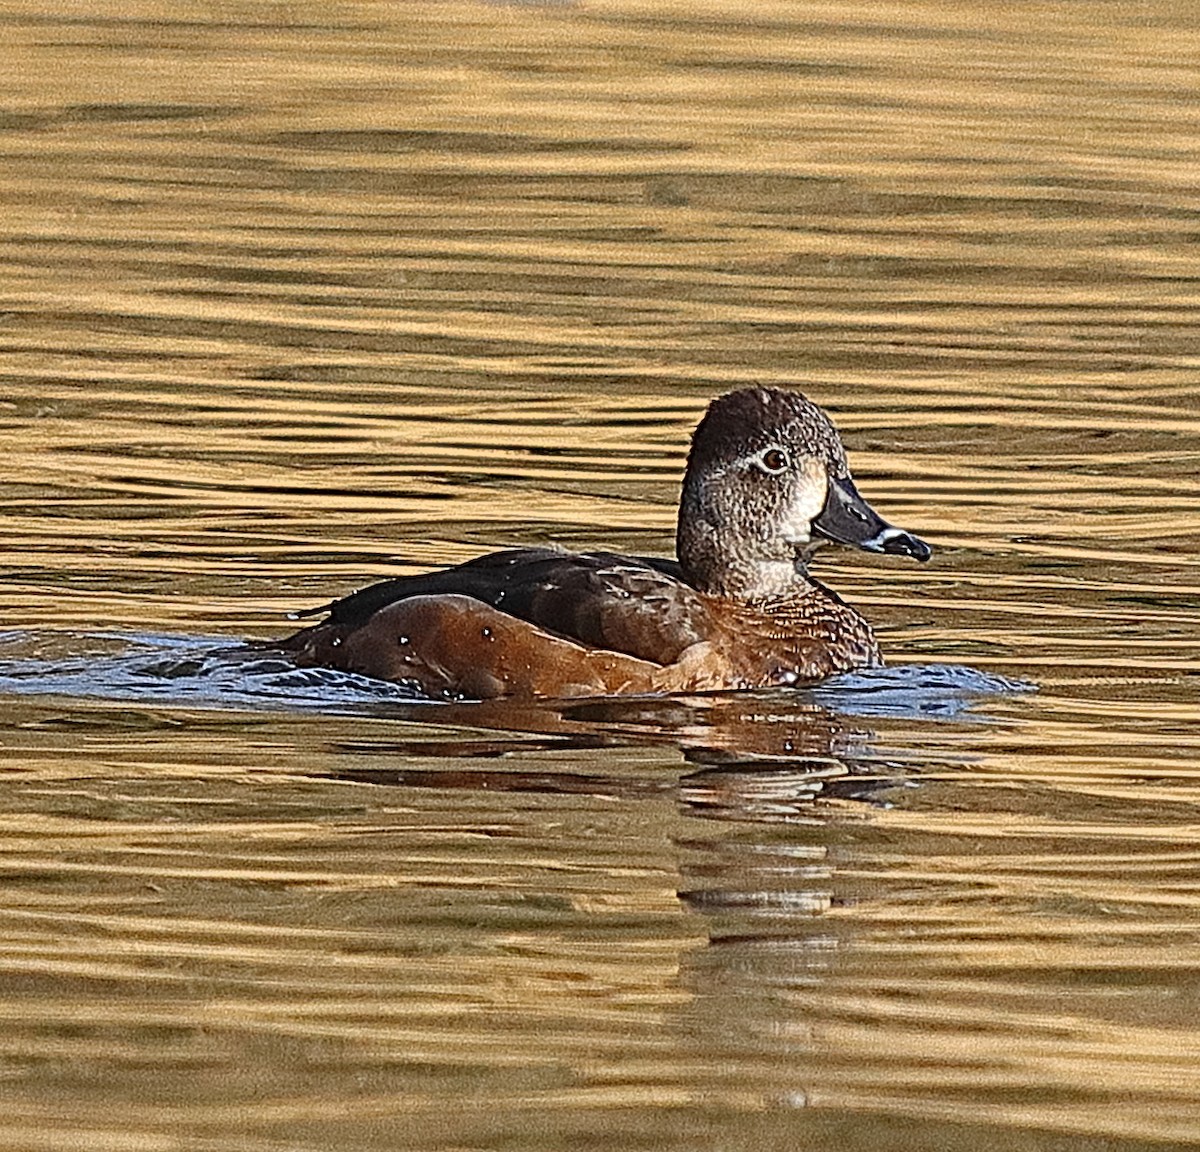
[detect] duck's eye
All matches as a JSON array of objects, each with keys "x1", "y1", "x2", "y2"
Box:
[{"x1": 755, "y1": 447, "x2": 790, "y2": 474}]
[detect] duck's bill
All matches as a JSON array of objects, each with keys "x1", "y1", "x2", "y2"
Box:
[{"x1": 813, "y1": 475, "x2": 932, "y2": 562}]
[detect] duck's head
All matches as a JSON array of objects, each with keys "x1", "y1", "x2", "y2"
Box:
[{"x1": 677, "y1": 387, "x2": 931, "y2": 600}]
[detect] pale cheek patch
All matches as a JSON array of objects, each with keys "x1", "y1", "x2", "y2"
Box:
[{"x1": 778, "y1": 458, "x2": 827, "y2": 544}]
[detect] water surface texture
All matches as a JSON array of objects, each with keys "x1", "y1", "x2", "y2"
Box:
[{"x1": 2, "y1": 3, "x2": 1200, "y2": 1150}]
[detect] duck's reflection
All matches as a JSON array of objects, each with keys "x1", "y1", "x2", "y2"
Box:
[
  {"x1": 311, "y1": 681, "x2": 915, "y2": 970},
  {"x1": 325, "y1": 689, "x2": 881, "y2": 1083},
  {"x1": 324, "y1": 689, "x2": 893, "y2": 820}
]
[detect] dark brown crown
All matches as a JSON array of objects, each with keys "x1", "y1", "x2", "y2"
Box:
[{"x1": 687, "y1": 387, "x2": 848, "y2": 477}]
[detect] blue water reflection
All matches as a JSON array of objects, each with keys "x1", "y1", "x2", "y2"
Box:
[{"x1": 0, "y1": 629, "x2": 1030, "y2": 721}]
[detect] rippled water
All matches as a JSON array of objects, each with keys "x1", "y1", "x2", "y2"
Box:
[{"x1": 2, "y1": 3, "x2": 1200, "y2": 1149}]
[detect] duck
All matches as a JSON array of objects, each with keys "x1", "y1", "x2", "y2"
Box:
[{"x1": 276, "y1": 387, "x2": 930, "y2": 699}]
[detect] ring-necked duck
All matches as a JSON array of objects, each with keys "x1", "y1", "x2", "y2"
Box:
[{"x1": 278, "y1": 387, "x2": 930, "y2": 699}]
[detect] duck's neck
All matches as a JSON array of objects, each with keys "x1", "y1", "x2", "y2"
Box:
[{"x1": 677, "y1": 514, "x2": 817, "y2": 603}]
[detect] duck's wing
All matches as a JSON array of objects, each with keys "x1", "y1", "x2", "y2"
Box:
[
  {"x1": 496, "y1": 550, "x2": 714, "y2": 666},
  {"x1": 293, "y1": 548, "x2": 714, "y2": 667}
]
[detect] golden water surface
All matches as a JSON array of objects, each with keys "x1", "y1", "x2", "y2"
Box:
[{"x1": 1, "y1": 2, "x2": 1200, "y2": 1149}]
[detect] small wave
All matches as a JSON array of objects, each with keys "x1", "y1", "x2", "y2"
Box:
[
  {"x1": 0, "y1": 631, "x2": 427, "y2": 713},
  {"x1": 810, "y1": 663, "x2": 1034, "y2": 720}
]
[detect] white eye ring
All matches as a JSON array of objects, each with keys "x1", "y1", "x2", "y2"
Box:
[{"x1": 751, "y1": 446, "x2": 790, "y2": 475}]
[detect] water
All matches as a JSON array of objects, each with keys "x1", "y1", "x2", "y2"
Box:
[{"x1": 2, "y1": 2, "x2": 1200, "y2": 1149}]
